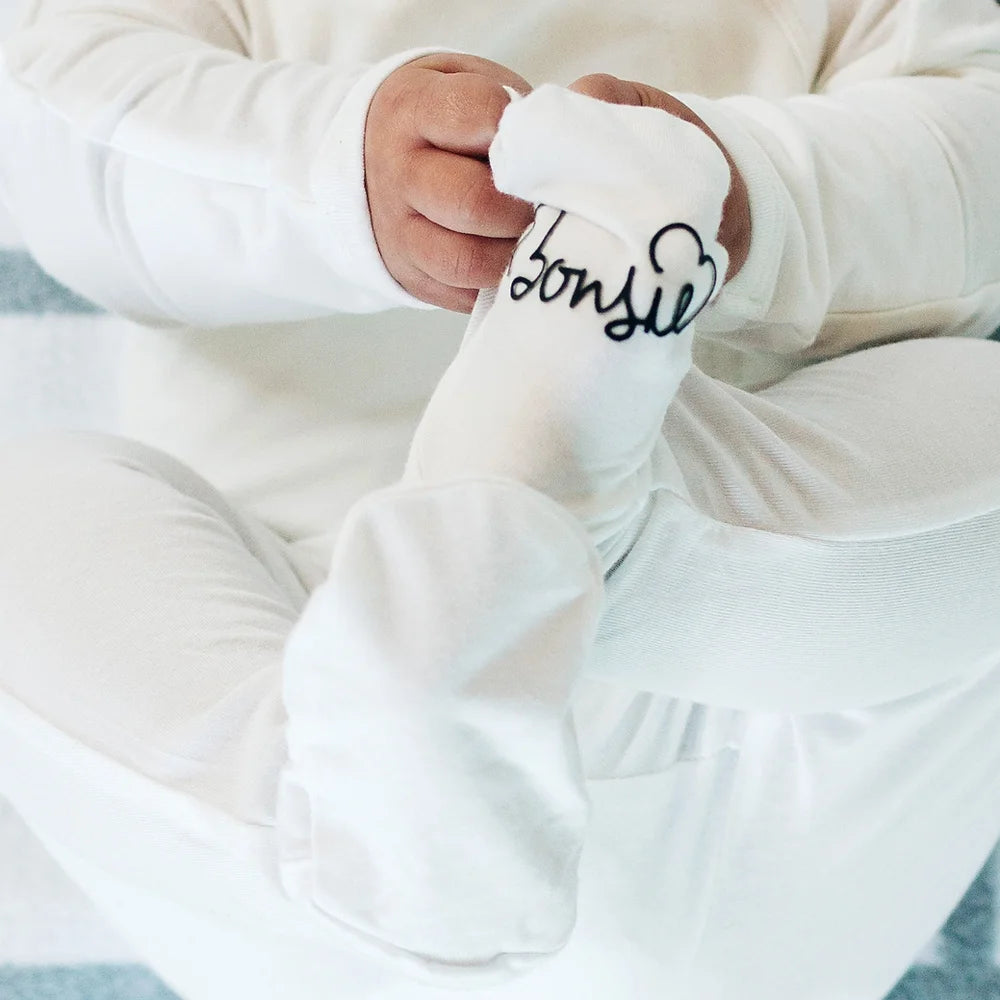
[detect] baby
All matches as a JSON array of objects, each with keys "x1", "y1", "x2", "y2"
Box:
[{"x1": 1, "y1": 3, "x2": 1000, "y2": 999}]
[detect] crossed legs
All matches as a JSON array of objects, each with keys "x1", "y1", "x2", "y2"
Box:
[{"x1": 1, "y1": 91, "x2": 999, "y2": 999}]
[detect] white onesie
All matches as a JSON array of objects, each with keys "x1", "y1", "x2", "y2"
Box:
[{"x1": 1, "y1": 2, "x2": 1000, "y2": 999}]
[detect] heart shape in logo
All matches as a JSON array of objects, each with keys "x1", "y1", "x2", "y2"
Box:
[{"x1": 647, "y1": 223, "x2": 719, "y2": 335}]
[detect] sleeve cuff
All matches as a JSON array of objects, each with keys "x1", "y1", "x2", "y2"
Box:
[
  {"x1": 310, "y1": 47, "x2": 462, "y2": 313},
  {"x1": 669, "y1": 91, "x2": 789, "y2": 334}
]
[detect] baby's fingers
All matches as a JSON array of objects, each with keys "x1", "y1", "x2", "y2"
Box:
[
  {"x1": 405, "y1": 214, "x2": 518, "y2": 290},
  {"x1": 414, "y1": 67, "x2": 526, "y2": 156},
  {"x1": 405, "y1": 148, "x2": 533, "y2": 238}
]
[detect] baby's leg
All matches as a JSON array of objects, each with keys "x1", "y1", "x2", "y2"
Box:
[
  {"x1": 0, "y1": 430, "x2": 334, "y2": 998},
  {"x1": 573, "y1": 644, "x2": 1000, "y2": 1000},
  {"x1": 405, "y1": 84, "x2": 733, "y2": 572},
  {"x1": 569, "y1": 335, "x2": 1000, "y2": 999},
  {"x1": 589, "y1": 336, "x2": 1000, "y2": 711},
  {"x1": 0, "y1": 428, "x2": 609, "y2": 997},
  {"x1": 520, "y1": 305, "x2": 1000, "y2": 1000},
  {"x1": 411, "y1": 82, "x2": 1000, "y2": 713},
  {"x1": 403, "y1": 84, "x2": 1000, "y2": 998}
]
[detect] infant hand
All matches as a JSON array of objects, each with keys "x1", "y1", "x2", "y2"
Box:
[{"x1": 365, "y1": 54, "x2": 535, "y2": 313}]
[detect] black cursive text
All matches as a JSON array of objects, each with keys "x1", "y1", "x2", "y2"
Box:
[{"x1": 507, "y1": 208, "x2": 718, "y2": 341}]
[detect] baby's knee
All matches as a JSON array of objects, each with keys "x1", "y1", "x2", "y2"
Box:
[{"x1": 0, "y1": 430, "x2": 149, "y2": 518}]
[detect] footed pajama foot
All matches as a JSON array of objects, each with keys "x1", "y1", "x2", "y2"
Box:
[{"x1": 405, "y1": 84, "x2": 732, "y2": 570}]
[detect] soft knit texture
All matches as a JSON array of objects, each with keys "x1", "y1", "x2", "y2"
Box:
[{"x1": 1, "y1": 2, "x2": 1000, "y2": 999}]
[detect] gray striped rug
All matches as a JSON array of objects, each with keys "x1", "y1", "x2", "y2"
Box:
[{"x1": 1, "y1": 245, "x2": 1000, "y2": 1000}]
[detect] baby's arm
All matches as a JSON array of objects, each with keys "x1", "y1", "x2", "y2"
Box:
[
  {"x1": 635, "y1": 0, "x2": 1000, "y2": 361},
  {"x1": 0, "y1": 1, "x2": 527, "y2": 325}
]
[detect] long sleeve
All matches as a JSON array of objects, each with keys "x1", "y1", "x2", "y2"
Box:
[
  {"x1": 684, "y1": 0, "x2": 1000, "y2": 361},
  {"x1": 0, "y1": 0, "x2": 446, "y2": 326},
  {"x1": 275, "y1": 476, "x2": 605, "y2": 988}
]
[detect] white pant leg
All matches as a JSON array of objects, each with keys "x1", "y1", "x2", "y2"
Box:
[
  {"x1": 3, "y1": 333, "x2": 1000, "y2": 1000},
  {"x1": 0, "y1": 428, "x2": 627, "y2": 999},
  {"x1": 0, "y1": 428, "x2": 312, "y2": 819},
  {"x1": 572, "y1": 663, "x2": 1000, "y2": 1000},
  {"x1": 588, "y1": 336, "x2": 1000, "y2": 711},
  {"x1": 0, "y1": 430, "x2": 397, "y2": 999},
  {"x1": 570, "y1": 335, "x2": 1000, "y2": 999}
]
